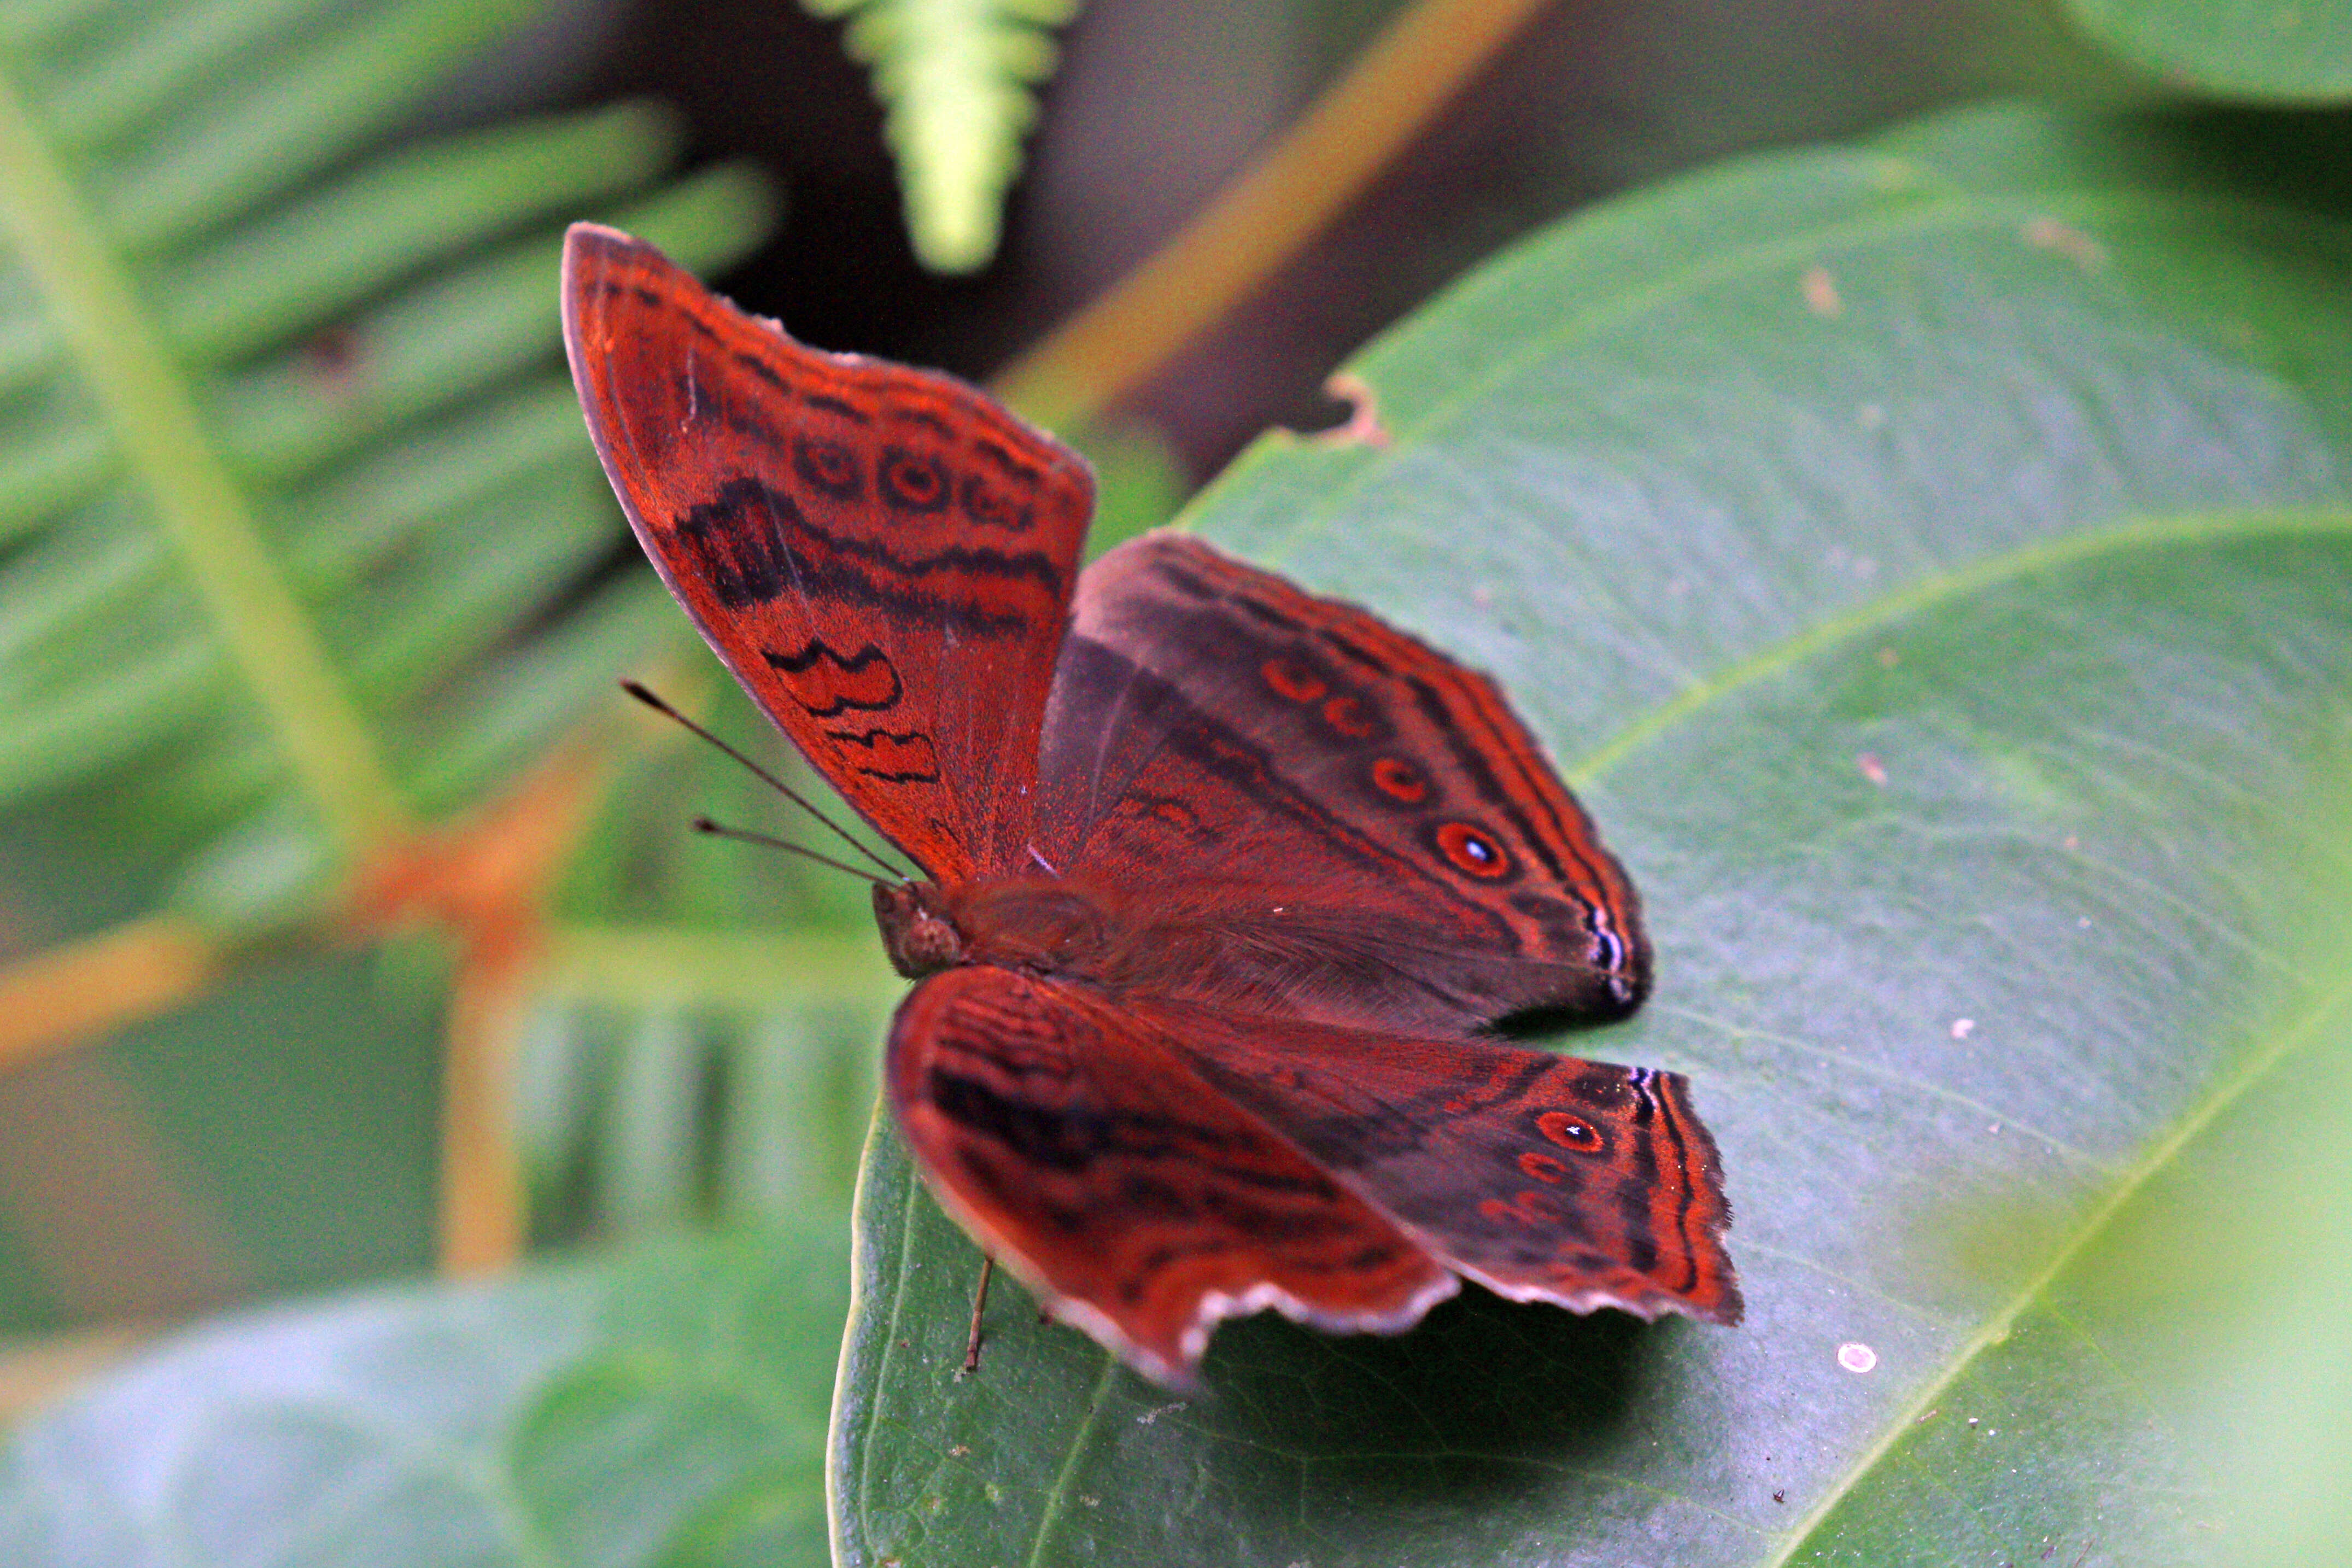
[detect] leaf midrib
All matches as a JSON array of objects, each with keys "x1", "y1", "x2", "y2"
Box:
[
  {"x1": 1569, "y1": 505, "x2": 2351, "y2": 785},
  {"x1": 1543, "y1": 483, "x2": 2348, "y2": 1552}
]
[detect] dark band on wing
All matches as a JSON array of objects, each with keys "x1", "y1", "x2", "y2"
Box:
[
  {"x1": 1615, "y1": 1073, "x2": 1662, "y2": 1278},
  {"x1": 803, "y1": 391, "x2": 870, "y2": 423},
  {"x1": 823, "y1": 726, "x2": 941, "y2": 783},
  {"x1": 762, "y1": 640, "x2": 904, "y2": 715},
  {"x1": 670, "y1": 477, "x2": 1064, "y2": 628},
  {"x1": 728, "y1": 346, "x2": 786, "y2": 393},
  {"x1": 888, "y1": 407, "x2": 955, "y2": 438},
  {"x1": 1643, "y1": 1068, "x2": 1730, "y2": 1308}
]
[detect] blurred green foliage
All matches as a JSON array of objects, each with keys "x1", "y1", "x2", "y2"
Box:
[{"x1": 802, "y1": 0, "x2": 1083, "y2": 273}]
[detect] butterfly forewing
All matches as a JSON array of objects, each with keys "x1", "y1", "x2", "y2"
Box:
[
  {"x1": 1038, "y1": 533, "x2": 1649, "y2": 1034},
  {"x1": 562, "y1": 225, "x2": 1092, "y2": 881}
]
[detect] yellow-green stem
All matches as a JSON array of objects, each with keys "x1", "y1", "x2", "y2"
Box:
[{"x1": 991, "y1": 0, "x2": 1555, "y2": 424}]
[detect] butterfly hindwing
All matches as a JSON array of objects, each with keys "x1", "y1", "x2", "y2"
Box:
[
  {"x1": 562, "y1": 225, "x2": 1092, "y2": 881},
  {"x1": 886, "y1": 963, "x2": 1459, "y2": 1385},
  {"x1": 1140, "y1": 999, "x2": 1742, "y2": 1327}
]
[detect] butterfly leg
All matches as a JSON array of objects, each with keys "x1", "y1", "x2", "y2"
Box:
[{"x1": 958, "y1": 1255, "x2": 996, "y2": 1378}]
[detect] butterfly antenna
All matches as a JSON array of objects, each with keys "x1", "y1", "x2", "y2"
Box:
[
  {"x1": 621, "y1": 680, "x2": 908, "y2": 880},
  {"x1": 692, "y1": 817, "x2": 893, "y2": 887}
]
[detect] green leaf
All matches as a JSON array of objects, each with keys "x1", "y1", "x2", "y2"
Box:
[
  {"x1": 0, "y1": 0, "x2": 775, "y2": 911},
  {"x1": 1062, "y1": 417, "x2": 1191, "y2": 559},
  {"x1": 2130, "y1": 953, "x2": 2352, "y2": 1561},
  {"x1": 2060, "y1": 0, "x2": 2352, "y2": 102},
  {"x1": 803, "y1": 0, "x2": 1081, "y2": 273},
  {"x1": 513, "y1": 952, "x2": 900, "y2": 1241},
  {"x1": 0, "y1": 1224, "x2": 850, "y2": 1565},
  {"x1": 830, "y1": 103, "x2": 2352, "y2": 1565}
]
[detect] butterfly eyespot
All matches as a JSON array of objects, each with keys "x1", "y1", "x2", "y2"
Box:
[
  {"x1": 792, "y1": 436, "x2": 862, "y2": 499},
  {"x1": 1320, "y1": 693, "x2": 1383, "y2": 740},
  {"x1": 1368, "y1": 757, "x2": 1430, "y2": 804},
  {"x1": 1432, "y1": 821, "x2": 1513, "y2": 880},
  {"x1": 1518, "y1": 1151, "x2": 1567, "y2": 1184},
  {"x1": 1536, "y1": 1111, "x2": 1605, "y2": 1154},
  {"x1": 879, "y1": 447, "x2": 950, "y2": 512},
  {"x1": 959, "y1": 472, "x2": 1033, "y2": 531},
  {"x1": 1261, "y1": 657, "x2": 1327, "y2": 704}
]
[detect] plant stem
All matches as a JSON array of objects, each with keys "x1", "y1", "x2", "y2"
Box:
[
  {"x1": 0, "y1": 916, "x2": 218, "y2": 1071},
  {"x1": 991, "y1": 0, "x2": 1555, "y2": 423}
]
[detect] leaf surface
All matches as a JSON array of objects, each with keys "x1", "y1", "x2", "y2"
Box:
[
  {"x1": 829, "y1": 103, "x2": 2352, "y2": 1567},
  {"x1": 0, "y1": 1225, "x2": 849, "y2": 1566},
  {"x1": 2061, "y1": 0, "x2": 2352, "y2": 101}
]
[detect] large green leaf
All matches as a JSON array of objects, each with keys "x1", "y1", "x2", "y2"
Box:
[
  {"x1": 829, "y1": 104, "x2": 2352, "y2": 1565},
  {"x1": 2061, "y1": 0, "x2": 2352, "y2": 102},
  {"x1": 0, "y1": 1224, "x2": 849, "y2": 1565}
]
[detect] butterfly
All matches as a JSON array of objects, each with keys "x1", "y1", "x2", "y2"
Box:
[{"x1": 560, "y1": 224, "x2": 1740, "y2": 1386}]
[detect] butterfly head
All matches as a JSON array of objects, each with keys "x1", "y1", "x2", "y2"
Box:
[{"x1": 874, "y1": 882, "x2": 966, "y2": 979}]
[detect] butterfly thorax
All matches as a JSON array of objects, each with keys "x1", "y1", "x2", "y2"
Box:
[{"x1": 874, "y1": 879, "x2": 1113, "y2": 981}]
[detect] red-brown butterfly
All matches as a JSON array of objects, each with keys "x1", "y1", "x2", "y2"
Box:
[{"x1": 560, "y1": 224, "x2": 1739, "y2": 1386}]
